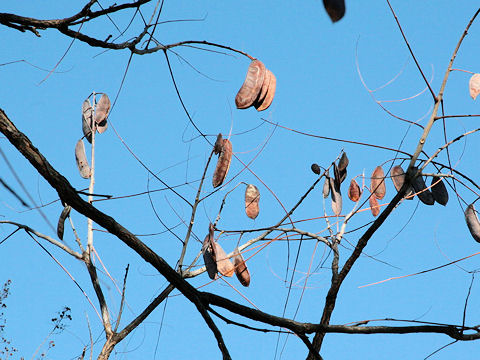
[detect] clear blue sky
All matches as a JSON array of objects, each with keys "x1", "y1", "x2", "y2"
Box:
[{"x1": 2, "y1": 1, "x2": 480, "y2": 359}]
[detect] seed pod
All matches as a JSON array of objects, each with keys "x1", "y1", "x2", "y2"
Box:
[
  {"x1": 465, "y1": 204, "x2": 480, "y2": 243},
  {"x1": 213, "y1": 133, "x2": 223, "y2": 155},
  {"x1": 430, "y1": 176, "x2": 449, "y2": 206},
  {"x1": 338, "y1": 152, "x2": 349, "y2": 172},
  {"x1": 202, "y1": 233, "x2": 217, "y2": 280},
  {"x1": 233, "y1": 248, "x2": 250, "y2": 287},
  {"x1": 370, "y1": 166, "x2": 386, "y2": 200},
  {"x1": 213, "y1": 242, "x2": 235, "y2": 277},
  {"x1": 245, "y1": 184, "x2": 260, "y2": 219},
  {"x1": 323, "y1": 170, "x2": 330, "y2": 198},
  {"x1": 469, "y1": 73, "x2": 480, "y2": 100},
  {"x1": 369, "y1": 195, "x2": 380, "y2": 217},
  {"x1": 390, "y1": 165, "x2": 414, "y2": 199},
  {"x1": 311, "y1": 163, "x2": 321, "y2": 175},
  {"x1": 235, "y1": 60, "x2": 266, "y2": 109},
  {"x1": 254, "y1": 68, "x2": 271, "y2": 107},
  {"x1": 212, "y1": 139, "x2": 232, "y2": 188},
  {"x1": 333, "y1": 163, "x2": 342, "y2": 189},
  {"x1": 323, "y1": 0, "x2": 345, "y2": 22},
  {"x1": 95, "y1": 94, "x2": 110, "y2": 133},
  {"x1": 348, "y1": 179, "x2": 361, "y2": 202},
  {"x1": 411, "y1": 168, "x2": 435, "y2": 205},
  {"x1": 56, "y1": 205, "x2": 71, "y2": 240},
  {"x1": 255, "y1": 70, "x2": 276, "y2": 112},
  {"x1": 82, "y1": 99, "x2": 93, "y2": 143},
  {"x1": 75, "y1": 139, "x2": 91, "y2": 179},
  {"x1": 329, "y1": 177, "x2": 342, "y2": 216}
]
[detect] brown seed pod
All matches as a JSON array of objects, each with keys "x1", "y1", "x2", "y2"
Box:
[
  {"x1": 254, "y1": 68, "x2": 271, "y2": 107},
  {"x1": 202, "y1": 232, "x2": 217, "y2": 280},
  {"x1": 212, "y1": 139, "x2": 232, "y2": 188},
  {"x1": 75, "y1": 139, "x2": 91, "y2": 179},
  {"x1": 369, "y1": 195, "x2": 380, "y2": 217},
  {"x1": 348, "y1": 179, "x2": 361, "y2": 202},
  {"x1": 323, "y1": 170, "x2": 330, "y2": 198},
  {"x1": 390, "y1": 165, "x2": 414, "y2": 199},
  {"x1": 338, "y1": 152, "x2": 349, "y2": 172},
  {"x1": 411, "y1": 168, "x2": 435, "y2": 205},
  {"x1": 465, "y1": 204, "x2": 480, "y2": 243},
  {"x1": 323, "y1": 0, "x2": 346, "y2": 22},
  {"x1": 370, "y1": 166, "x2": 386, "y2": 200},
  {"x1": 233, "y1": 248, "x2": 250, "y2": 287},
  {"x1": 245, "y1": 184, "x2": 260, "y2": 219},
  {"x1": 311, "y1": 163, "x2": 321, "y2": 175},
  {"x1": 329, "y1": 177, "x2": 342, "y2": 216},
  {"x1": 213, "y1": 133, "x2": 223, "y2": 154},
  {"x1": 95, "y1": 93, "x2": 110, "y2": 125},
  {"x1": 56, "y1": 205, "x2": 71, "y2": 240},
  {"x1": 430, "y1": 176, "x2": 449, "y2": 206},
  {"x1": 82, "y1": 99, "x2": 93, "y2": 143},
  {"x1": 469, "y1": 73, "x2": 480, "y2": 100},
  {"x1": 213, "y1": 242, "x2": 235, "y2": 277},
  {"x1": 255, "y1": 70, "x2": 276, "y2": 112},
  {"x1": 235, "y1": 60, "x2": 266, "y2": 109}
]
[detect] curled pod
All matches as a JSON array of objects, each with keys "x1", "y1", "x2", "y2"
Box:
[
  {"x1": 213, "y1": 133, "x2": 223, "y2": 154},
  {"x1": 337, "y1": 152, "x2": 349, "y2": 172},
  {"x1": 57, "y1": 205, "x2": 72, "y2": 240},
  {"x1": 469, "y1": 73, "x2": 480, "y2": 100},
  {"x1": 370, "y1": 166, "x2": 386, "y2": 200},
  {"x1": 233, "y1": 248, "x2": 250, "y2": 287},
  {"x1": 430, "y1": 176, "x2": 449, "y2": 206},
  {"x1": 75, "y1": 139, "x2": 91, "y2": 179},
  {"x1": 213, "y1": 242, "x2": 235, "y2": 277},
  {"x1": 202, "y1": 233, "x2": 217, "y2": 280},
  {"x1": 329, "y1": 177, "x2": 342, "y2": 216},
  {"x1": 212, "y1": 139, "x2": 233, "y2": 188},
  {"x1": 82, "y1": 99, "x2": 94, "y2": 143},
  {"x1": 369, "y1": 195, "x2": 380, "y2": 217},
  {"x1": 311, "y1": 163, "x2": 321, "y2": 175},
  {"x1": 348, "y1": 179, "x2": 361, "y2": 202},
  {"x1": 235, "y1": 60, "x2": 266, "y2": 109},
  {"x1": 411, "y1": 168, "x2": 435, "y2": 205},
  {"x1": 465, "y1": 204, "x2": 480, "y2": 243},
  {"x1": 255, "y1": 70, "x2": 276, "y2": 112},
  {"x1": 245, "y1": 184, "x2": 260, "y2": 219},
  {"x1": 95, "y1": 94, "x2": 110, "y2": 134},
  {"x1": 323, "y1": 0, "x2": 346, "y2": 22},
  {"x1": 254, "y1": 69, "x2": 271, "y2": 107},
  {"x1": 323, "y1": 170, "x2": 330, "y2": 198}
]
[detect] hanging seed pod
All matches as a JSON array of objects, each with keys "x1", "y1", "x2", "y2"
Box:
[
  {"x1": 370, "y1": 166, "x2": 386, "y2": 200},
  {"x1": 323, "y1": 0, "x2": 346, "y2": 22},
  {"x1": 348, "y1": 179, "x2": 361, "y2": 202},
  {"x1": 212, "y1": 139, "x2": 233, "y2": 188},
  {"x1": 338, "y1": 152, "x2": 349, "y2": 172},
  {"x1": 255, "y1": 70, "x2": 276, "y2": 112},
  {"x1": 95, "y1": 93, "x2": 110, "y2": 130},
  {"x1": 82, "y1": 99, "x2": 94, "y2": 143},
  {"x1": 333, "y1": 163, "x2": 342, "y2": 189},
  {"x1": 411, "y1": 168, "x2": 435, "y2": 205},
  {"x1": 430, "y1": 176, "x2": 449, "y2": 206},
  {"x1": 56, "y1": 205, "x2": 71, "y2": 240},
  {"x1": 202, "y1": 233, "x2": 217, "y2": 280},
  {"x1": 245, "y1": 184, "x2": 260, "y2": 219},
  {"x1": 465, "y1": 204, "x2": 480, "y2": 243},
  {"x1": 311, "y1": 163, "x2": 321, "y2": 175},
  {"x1": 213, "y1": 133, "x2": 223, "y2": 154},
  {"x1": 75, "y1": 139, "x2": 91, "y2": 179},
  {"x1": 323, "y1": 172, "x2": 330, "y2": 198},
  {"x1": 213, "y1": 242, "x2": 235, "y2": 277},
  {"x1": 254, "y1": 69, "x2": 271, "y2": 107},
  {"x1": 235, "y1": 60, "x2": 266, "y2": 109},
  {"x1": 329, "y1": 177, "x2": 342, "y2": 215},
  {"x1": 369, "y1": 195, "x2": 380, "y2": 217},
  {"x1": 469, "y1": 73, "x2": 480, "y2": 100},
  {"x1": 390, "y1": 165, "x2": 414, "y2": 199},
  {"x1": 233, "y1": 248, "x2": 250, "y2": 287}
]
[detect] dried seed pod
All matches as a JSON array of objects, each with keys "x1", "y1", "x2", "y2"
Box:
[
  {"x1": 369, "y1": 195, "x2": 380, "y2": 217},
  {"x1": 465, "y1": 204, "x2": 480, "y2": 243},
  {"x1": 254, "y1": 68, "x2": 271, "y2": 107},
  {"x1": 333, "y1": 163, "x2": 342, "y2": 189},
  {"x1": 212, "y1": 139, "x2": 232, "y2": 188},
  {"x1": 213, "y1": 242, "x2": 235, "y2": 277},
  {"x1": 469, "y1": 73, "x2": 480, "y2": 100},
  {"x1": 82, "y1": 99, "x2": 93, "y2": 143},
  {"x1": 75, "y1": 139, "x2": 91, "y2": 179},
  {"x1": 411, "y1": 168, "x2": 435, "y2": 205},
  {"x1": 329, "y1": 177, "x2": 342, "y2": 215},
  {"x1": 370, "y1": 166, "x2": 386, "y2": 200},
  {"x1": 95, "y1": 94, "x2": 110, "y2": 124},
  {"x1": 213, "y1": 133, "x2": 223, "y2": 154},
  {"x1": 235, "y1": 60, "x2": 266, "y2": 109},
  {"x1": 245, "y1": 184, "x2": 260, "y2": 219},
  {"x1": 323, "y1": 172, "x2": 330, "y2": 198},
  {"x1": 255, "y1": 70, "x2": 276, "y2": 112},
  {"x1": 348, "y1": 179, "x2": 361, "y2": 202},
  {"x1": 56, "y1": 205, "x2": 71, "y2": 240},
  {"x1": 430, "y1": 176, "x2": 449, "y2": 206},
  {"x1": 323, "y1": 0, "x2": 345, "y2": 22},
  {"x1": 233, "y1": 248, "x2": 250, "y2": 287},
  {"x1": 311, "y1": 163, "x2": 321, "y2": 175},
  {"x1": 202, "y1": 233, "x2": 217, "y2": 280},
  {"x1": 390, "y1": 165, "x2": 414, "y2": 199},
  {"x1": 338, "y1": 152, "x2": 349, "y2": 172}
]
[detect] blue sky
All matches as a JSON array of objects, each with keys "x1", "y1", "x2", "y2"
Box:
[{"x1": 2, "y1": 1, "x2": 480, "y2": 359}]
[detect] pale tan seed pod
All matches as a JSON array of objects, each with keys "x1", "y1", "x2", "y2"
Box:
[
  {"x1": 348, "y1": 179, "x2": 361, "y2": 202},
  {"x1": 56, "y1": 205, "x2": 71, "y2": 240},
  {"x1": 255, "y1": 70, "x2": 276, "y2": 112},
  {"x1": 95, "y1": 93, "x2": 110, "y2": 126},
  {"x1": 202, "y1": 233, "x2": 217, "y2": 280},
  {"x1": 213, "y1": 242, "x2": 235, "y2": 277},
  {"x1": 75, "y1": 139, "x2": 91, "y2": 179},
  {"x1": 245, "y1": 184, "x2": 260, "y2": 219},
  {"x1": 430, "y1": 176, "x2": 449, "y2": 206},
  {"x1": 329, "y1": 177, "x2": 342, "y2": 216},
  {"x1": 469, "y1": 73, "x2": 480, "y2": 100},
  {"x1": 235, "y1": 60, "x2": 266, "y2": 109},
  {"x1": 82, "y1": 99, "x2": 93, "y2": 143},
  {"x1": 411, "y1": 168, "x2": 435, "y2": 205},
  {"x1": 233, "y1": 248, "x2": 250, "y2": 287},
  {"x1": 465, "y1": 204, "x2": 480, "y2": 243},
  {"x1": 213, "y1": 133, "x2": 223, "y2": 155},
  {"x1": 370, "y1": 166, "x2": 386, "y2": 200},
  {"x1": 323, "y1": 171, "x2": 330, "y2": 198},
  {"x1": 369, "y1": 195, "x2": 380, "y2": 217},
  {"x1": 212, "y1": 139, "x2": 232, "y2": 188}
]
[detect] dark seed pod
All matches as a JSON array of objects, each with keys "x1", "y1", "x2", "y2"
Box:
[
  {"x1": 233, "y1": 248, "x2": 250, "y2": 287},
  {"x1": 57, "y1": 205, "x2": 71, "y2": 240},
  {"x1": 323, "y1": 0, "x2": 346, "y2": 22},
  {"x1": 370, "y1": 166, "x2": 386, "y2": 200},
  {"x1": 202, "y1": 224, "x2": 217, "y2": 279},
  {"x1": 348, "y1": 179, "x2": 361, "y2": 202},
  {"x1": 212, "y1": 139, "x2": 232, "y2": 188},
  {"x1": 411, "y1": 168, "x2": 435, "y2": 205},
  {"x1": 369, "y1": 196, "x2": 380, "y2": 217},
  {"x1": 213, "y1": 133, "x2": 223, "y2": 154},
  {"x1": 329, "y1": 177, "x2": 342, "y2": 215},
  {"x1": 465, "y1": 204, "x2": 480, "y2": 243},
  {"x1": 311, "y1": 163, "x2": 321, "y2": 175},
  {"x1": 430, "y1": 176, "x2": 449, "y2": 206},
  {"x1": 338, "y1": 152, "x2": 349, "y2": 172},
  {"x1": 235, "y1": 60, "x2": 266, "y2": 109}
]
